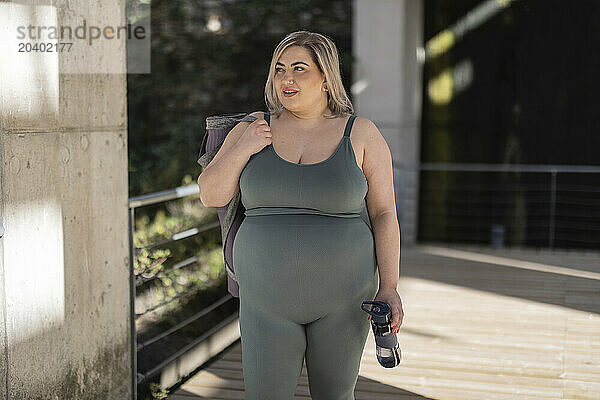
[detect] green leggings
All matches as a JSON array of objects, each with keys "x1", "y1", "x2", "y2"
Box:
[{"x1": 233, "y1": 213, "x2": 379, "y2": 400}]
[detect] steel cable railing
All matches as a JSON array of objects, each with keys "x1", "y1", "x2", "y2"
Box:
[
  {"x1": 128, "y1": 183, "x2": 235, "y2": 395},
  {"x1": 401, "y1": 162, "x2": 600, "y2": 249}
]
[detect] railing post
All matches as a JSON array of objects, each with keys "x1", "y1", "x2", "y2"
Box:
[
  {"x1": 549, "y1": 169, "x2": 557, "y2": 248},
  {"x1": 129, "y1": 206, "x2": 137, "y2": 400}
]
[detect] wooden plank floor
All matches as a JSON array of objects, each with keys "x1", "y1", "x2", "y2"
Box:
[{"x1": 169, "y1": 244, "x2": 600, "y2": 399}]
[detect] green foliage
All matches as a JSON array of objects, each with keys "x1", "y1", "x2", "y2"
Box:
[
  {"x1": 133, "y1": 194, "x2": 222, "y2": 288},
  {"x1": 131, "y1": 190, "x2": 230, "y2": 331},
  {"x1": 127, "y1": 0, "x2": 352, "y2": 197},
  {"x1": 147, "y1": 382, "x2": 169, "y2": 399}
]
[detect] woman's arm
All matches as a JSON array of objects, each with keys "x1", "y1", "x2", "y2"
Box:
[
  {"x1": 357, "y1": 117, "x2": 401, "y2": 290},
  {"x1": 197, "y1": 111, "x2": 262, "y2": 207}
]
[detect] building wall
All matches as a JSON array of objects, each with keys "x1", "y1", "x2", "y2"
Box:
[
  {"x1": 0, "y1": 1, "x2": 131, "y2": 398},
  {"x1": 353, "y1": 0, "x2": 424, "y2": 244}
]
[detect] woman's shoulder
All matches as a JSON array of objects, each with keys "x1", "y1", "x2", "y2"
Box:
[
  {"x1": 350, "y1": 115, "x2": 380, "y2": 141},
  {"x1": 349, "y1": 115, "x2": 388, "y2": 164},
  {"x1": 352, "y1": 114, "x2": 376, "y2": 130}
]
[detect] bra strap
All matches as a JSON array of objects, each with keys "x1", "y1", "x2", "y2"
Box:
[
  {"x1": 264, "y1": 111, "x2": 270, "y2": 126},
  {"x1": 343, "y1": 114, "x2": 356, "y2": 137}
]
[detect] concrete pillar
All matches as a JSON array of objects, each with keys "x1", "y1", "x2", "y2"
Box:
[
  {"x1": 0, "y1": 1, "x2": 131, "y2": 398},
  {"x1": 353, "y1": 0, "x2": 424, "y2": 244}
]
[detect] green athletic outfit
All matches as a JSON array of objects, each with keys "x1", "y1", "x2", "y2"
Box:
[{"x1": 233, "y1": 112, "x2": 379, "y2": 400}]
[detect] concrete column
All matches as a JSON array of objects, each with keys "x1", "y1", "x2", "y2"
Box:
[
  {"x1": 353, "y1": 0, "x2": 424, "y2": 244},
  {"x1": 0, "y1": 1, "x2": 131, "y2": 398}
]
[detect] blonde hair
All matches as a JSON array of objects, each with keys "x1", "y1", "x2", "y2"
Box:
[{"x1": 264, "y1": 30, "x2": 354, "y2": 119}]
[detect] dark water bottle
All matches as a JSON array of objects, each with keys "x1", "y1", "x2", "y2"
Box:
[{"x1": 361, "y1": 300, "x2": 402, "y2": 368}]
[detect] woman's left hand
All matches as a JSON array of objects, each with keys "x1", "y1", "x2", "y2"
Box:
[{"x1": 370, "y1": 287, "x2": 404, "y2": 333}]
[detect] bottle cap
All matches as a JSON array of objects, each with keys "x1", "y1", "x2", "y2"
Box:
[{"x1": 361, "y1": 300, "x2": 392, "y2": 325}]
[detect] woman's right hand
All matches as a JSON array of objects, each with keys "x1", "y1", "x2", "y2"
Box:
[{"x1": 234, "y1": 116, "x2": 272, "y2": 157}]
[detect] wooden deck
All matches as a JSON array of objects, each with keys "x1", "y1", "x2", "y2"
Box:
[{"x1": 168, "y1": 244, "x2": 600, "y2": 399}]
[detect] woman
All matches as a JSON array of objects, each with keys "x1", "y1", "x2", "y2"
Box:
[{"x1": 198, "y1": 30, "x2": 403, "y2": 400}]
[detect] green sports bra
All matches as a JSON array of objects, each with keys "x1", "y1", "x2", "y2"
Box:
[{"x1": 239, "y1": 111, "x2": 368, "y2": 218}]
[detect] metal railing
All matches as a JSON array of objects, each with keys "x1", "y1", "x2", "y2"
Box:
[
  {"x1": 128, "y1": 183, "x2": 234, "y2": 399},
  {"x1": 398, "y1": 162, "x2": 600, "y2": 249}
]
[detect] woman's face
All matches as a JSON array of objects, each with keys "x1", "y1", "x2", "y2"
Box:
[{"x1": 273, "y1": 45, "x2": 328, "y2": 113}]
